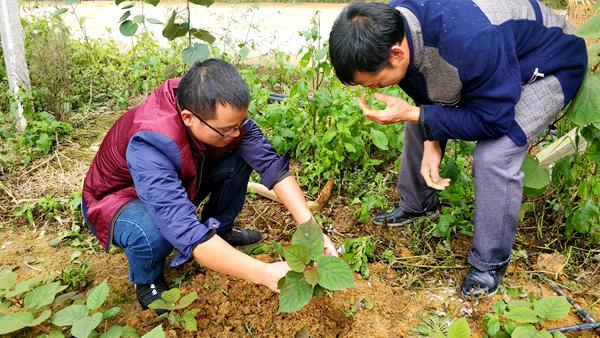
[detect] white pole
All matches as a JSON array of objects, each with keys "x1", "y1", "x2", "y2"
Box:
[{"x1": 0, "y1": 0, "x2": 30, "y2": 131}]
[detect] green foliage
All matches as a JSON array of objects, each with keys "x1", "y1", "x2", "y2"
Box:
[
  {"x1": 13, "y1": 195, "x2": 63, "y2": 227},
  {"x1": 148, "y1": 288, "x2": 200, "y2": 332},
  {"x1": 0, "y1": 269, "x2": 145, "y2": 337},
  {"x1": 342, "y1": 236, "x2": 376, "y2": 279},
  {"x1": 411, "y1": 314, "x2": 471, "y2": 338},
  {"x1": 345, "y1": 296, "x2": 374, "y2": 320},
  {"x1": 278, "y1": 219, "x2": 354, "y2": 313},
  {"x1": 482, "y1": 296, "x2": 571, "y2": 337}
]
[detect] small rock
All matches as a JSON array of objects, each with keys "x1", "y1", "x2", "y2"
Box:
[{"x1": 295, "y1": 326, "x2": 310, "y2": 338}]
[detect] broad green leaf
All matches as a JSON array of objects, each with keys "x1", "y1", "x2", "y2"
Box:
[
  {"x1": 485, "y1": 316, "x2": 501, "y2": 336},
  {"x1": 511, "y1": 325, "x2": 538, "y2": 338},
  {"x1": 521, "y1": 155, "x2": 549, "y2": 192},
  {"x1": 567, "y1": 73, "x2": 600, "y2": 126},
  {"x1": 161, "y1": 288, "x2": 180, "y2": 304},
  {"x1": 344, "y1": 142, "x2": 357, "y2": 153},
  {"x1": 273, "y1": 242, "x2": 285, "y2": 258},
  {"x1": 148, "y1": 299, "x2": 170, "y2": 311},
  {"x1": 569, "y1": 199, "x2": 600, "y2": 234},
  {"x1": 118, "y1": 10, "x2": 130, "y2": 22},
  {"x1": 447, "y1": 318, "x2": 471, "y2": 338},
  {"x1": 87, "y1": 281, "x2": 109, "y2": 311},
  {"x1": 54, "y1": 7, "x2": 68, "y2": 16},
  {"x1": 52, "y1": 304, "x2": 89, "y2": 326},
  {"x1": 278, "y1": 271, "x2": 313, "y2": 313},
  {"x1": 173, "y1": 291, "x2": 197, "y2": 310},
  {"x1": 370, "y1": 128, "x2": 389, "y2": 150},
  {"x1": 147, "y1": 18, "x2": 163, "y2": 25},
  {"x1": 0, "y1": 271, "x2": 17, "y2": 290},
  {"x1": 101, "y1": 326, "x2": 124, "y2": 338},
  {"x1": 304, "y1": 267, "x2": 319, "y2": 286},
  {"x1": 316, "y1": 256, "x2": 354, "y2": 290},
  {"x1": 144, "y1": 0, "x2": 160, "y2": 6},
  {"x1": 284, "y1": 244, "x2": 310, "y2": 272},
  {"x1": 24, "y1": 282, "x2": 67, "y2": 310},
  {"x1": 507, "y1": 300, "x2": 533, "y2": 310},
  {"x1": 119, "y1": 20, "x2": 138, "y2": 37},
  {"x1": 0, "y1": 301, "x2": 10, "y2": 313},
  {"x1": 46, "y1": 329, "x2": 66, "y2": 338},
  {"x1": 102, "y1": 306, "x2": 121, "y2": 319},
  {"x1": 189, "y1": 0, "x2": 214, "y2": 6},
  {"x1": 141, "y1": 324, "x2": 165, "y2": 338},
  {"x1": 71, "y1": 313, "x2": 103, "y2": 338},
  {"x1": 505, "y1": 307, "x2": 539, "y2": 324},
  {"x1": 291, "y1": 219, "x2": 324, "y2": 261},
  {"x1": 534, "y1": 296, "x2": 571, "y2": 320},
  {"x1": 190, "y1": 28, "x2": 215, "y2": 44},
  {"x1": 30, "y1": 309, "x2": 52, "y2": 326},
  {"x1": 181, "y1": 309, "x2": 199, "y2": 332},
  {"x1": 182, "y1": 43, "x2": 209, "y2": 65},
  {"x1": 132, "y1": 15, "x2": 145, "y2": 24},
  {"x1": 0, "y1": 311, "x2": 33, "y2": 334},
  {"x1": 576, "y1": 13, "x2": 600, "y2": 39},
  {"x1": 162, "y1": 11, "x2": 189, "y2": 40}
]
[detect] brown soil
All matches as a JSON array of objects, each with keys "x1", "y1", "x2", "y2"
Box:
[{"x1": 1, "y1": 112, "x2": 599, "y2": 337}]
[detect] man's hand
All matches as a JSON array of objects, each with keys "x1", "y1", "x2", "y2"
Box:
[
  {"x1": 323, "y1": 234, "x2": 338, "y2": 257},
  {"x1": 261, "y1": 261, "x2": 291, "y2": 292},
  {"x1": 359, "y1": 93, "x2": 420, "y2": 125},
  {"x1": 420, "y1": 141, "x2": 451, "y2": 190}
]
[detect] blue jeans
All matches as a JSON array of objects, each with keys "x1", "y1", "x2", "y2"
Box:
[{"x1": 83, "y1": 152, "x2": 252, "y2": 284}]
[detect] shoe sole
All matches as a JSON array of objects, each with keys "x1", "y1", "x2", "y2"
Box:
[{"x1": 373, "y1": 210, "x2": 440, "y2": 227}]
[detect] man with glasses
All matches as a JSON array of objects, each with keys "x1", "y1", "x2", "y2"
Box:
[{"x1": 82, "y1": 59, "x2": 337, "y2": 313}]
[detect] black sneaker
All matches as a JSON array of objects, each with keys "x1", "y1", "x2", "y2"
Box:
[
  {"x1": 460, "y1": 264, "x2": 509, "y2": 300},
  {"x1": 136, "y1": 276, "x2": 168, "y2": 315},
  {"x1": 373, "y1": 204, "x2": 439, "y2": 227},
  {"x1": 219, "y1": 226, "x2": 263, "y2": 248}
]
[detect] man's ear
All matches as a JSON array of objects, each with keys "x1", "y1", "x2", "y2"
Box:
[
  {"x1": 389, "y1": 43, "x2": 405, "y2": 62},
  {"x1": 180, "y1": 110, "x2": 195, "y2": 127}
]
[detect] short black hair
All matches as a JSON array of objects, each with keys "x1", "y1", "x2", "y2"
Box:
[
  {"x1": 177, "y1": 59, "x2": 250, "y2": 119},
  {"x1": 329, "y1": 3, "x2": 405, "y2": 85}
]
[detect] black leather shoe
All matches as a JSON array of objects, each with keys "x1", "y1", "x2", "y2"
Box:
[
  {"x1": 460, "y1": 264, "x2": 508, "y2": 300},
  {"x1": 220, "y1": 227, "x2": 263, "y2": 248},
  {"x1": 373, "y1": 204, "x2": 439, "y2": 227},
  {"x1": 136, "y1": 276, "x2": 168, "y2": 315}
]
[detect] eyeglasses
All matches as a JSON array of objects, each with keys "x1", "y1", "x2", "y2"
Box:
[{"x1": 195, "y1": 114, "x2": 249, "y2": 139}]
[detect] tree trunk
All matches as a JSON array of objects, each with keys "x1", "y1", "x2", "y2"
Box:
[{"x1": 0, "y1": 0, "x2": 30, "y2": 131}]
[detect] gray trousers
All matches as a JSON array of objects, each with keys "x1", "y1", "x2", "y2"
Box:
[
  {"x1": 398, "y1": 75, "x2": 564, "y2": 271},
  {"x1": 399, "y1": 124, "x2": 527, "y2": 270}
]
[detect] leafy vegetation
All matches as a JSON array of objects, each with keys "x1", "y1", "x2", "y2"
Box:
[
  {"x1": 482, "y1": 296, "x2": 571, "y2": 337},
  {"x1": 275, "y1": 219, "x2": 354, "y2": 313}
]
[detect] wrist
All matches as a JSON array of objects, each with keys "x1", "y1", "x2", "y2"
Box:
[{"x1": 254, "y1": 261, "x2": 271, "y2": 286}]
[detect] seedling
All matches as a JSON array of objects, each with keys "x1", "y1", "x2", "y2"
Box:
[
  {"x1": 276, "y1": 219, "x2": 354, "y2": 313},
  {"x1": 482, "y1": 296, "x2": 571, "y2": 337},
  {"x1": 149, "y1": 288, "x2": 200, "y2": 332},
  {"x1": 342, "y1": 236, "x2": 376, "y2": 279}
]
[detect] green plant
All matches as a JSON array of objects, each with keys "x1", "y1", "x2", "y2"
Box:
[
  {"x1": 59, "y1": 260, "x2": 92, "y2": 292},
  {"x1": 342, "y1": 236, "x2": 376, "y2": 279},
  {"x1": 275, "y1": 219, "x2": 354, "y2": 313},
  {"x1": 411, "y1": 315, "x2": 472, "y2": 338},
  {"x1": 345, "y1": 295, "x2": 374, "y2": 320},
  {"x1": 14, "y1": 195, "x2": 63, "y2": 226},
  {"x1": 148, "y1": 288, "x2": 200, "y2": 332},
  {"x1": 482, "y1": 296, "x2": 571, "y2": 337}
]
